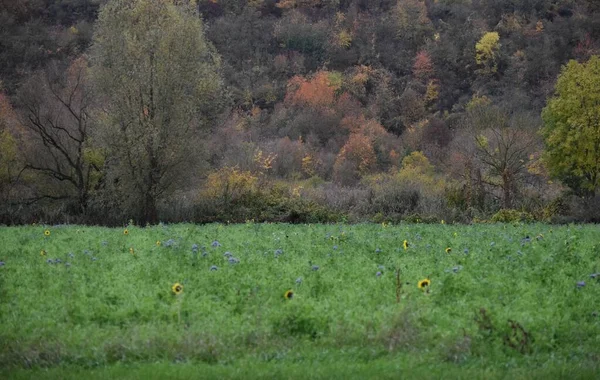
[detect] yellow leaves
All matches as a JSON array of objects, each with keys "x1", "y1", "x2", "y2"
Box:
[
  {"x1": 475, "y1": 134, "x2": 489, "y2": 149},
  {"x1": 476, "y1": 32, "x2": 501, "y2": 74},
  {"x1": 201, "y1": 167, "x2": 258, "y2": 201},
  {"x1": 526, "y1": 152, "x2": 546, "y2": 176},
  {"x1": 401, "y1": 151, "x2": 433, "y2": 174},
  {"x1": 476, "y1": 32, "x2": 500, "y2": 64},
  {"x1": 292, "y1": 185, "x2": 303, "y2": 197},
  {"x1": 395, "y1": 151, "x2": 446, "y2": 196},
  {"x1": 425, "y1": 79, "x2": 439, "y2": 103},
  {"x1": 466, "y1": 95, "x2": 492, "y2": 111},
  {"x1": 253, "y1": 149, "x2": 277, "y2": 172},
  {"x1": 336, "y1": 29, "x2": 353, "y2": 49},
  {"x1": 302, "y1": 154, "x2": 315, "y2": 176}
]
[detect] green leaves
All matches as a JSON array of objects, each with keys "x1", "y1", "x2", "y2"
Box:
[
  {"x1": 90, "y1": 0, "x2": 224, "y2": 223},
  {"x1": 542, "y1": 56, "x2": 600, "y2": 195}
]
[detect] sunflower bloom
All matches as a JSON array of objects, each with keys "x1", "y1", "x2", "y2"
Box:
[
  {"x1": 172, "y1": 283, "x2": 183, "y2": 295},
  {"x1": 445, "y1": 247, "x2": 452, "y2": 253},
  {"x1": 124, "y1": 229, "x2": 129, "y2": 235},
  {"x1": 44, "y1": 230, "x2": 51, "y2": 236},
  {"x1": 418, "y1": 278, "x2": 431, "y2": 290},
  {"x1": 403, "y1": 240, "x2": 409, "y2": 250},
  {"x1": 156, "y1": 240, "x2": 161, "y2": 247},
  {"x1": 40, "y1": 249, "x2": 47, "y2": 256},
  {"x1": 284, "y1": 290, "x2": 294, "y2": 300}
]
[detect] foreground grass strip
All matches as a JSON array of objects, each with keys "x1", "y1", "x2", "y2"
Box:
[
  {"x1": 3, "y1": 360, "x2": 599, "y2": 380},
  {"x1": 0, "y1": 223, "x2": 599, "y2": 376}
]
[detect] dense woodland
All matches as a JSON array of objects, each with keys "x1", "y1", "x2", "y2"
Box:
[{"x1": 1, "y1": 0, "x2": 599, "y2": 225}]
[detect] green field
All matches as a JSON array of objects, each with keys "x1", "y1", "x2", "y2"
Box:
[{"x1": 1, "y1": 223, "x2": 599, "y2": 379}]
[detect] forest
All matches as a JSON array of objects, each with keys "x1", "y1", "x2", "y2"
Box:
[{"x1": 1, "y1": 0, "x2": 599, "y2": 225}]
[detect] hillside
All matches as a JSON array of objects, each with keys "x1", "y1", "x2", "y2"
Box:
[{"x1": 1, "y1": 0, "x2": 599, "y2": 224}]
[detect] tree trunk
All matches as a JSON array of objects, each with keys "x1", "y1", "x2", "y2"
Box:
[
  {"x1": 502, "y1": 169, "x2": 512, "y2": 209},
  {"x1": 143, "y1": 191, "x2": 158, "y2": 225}
]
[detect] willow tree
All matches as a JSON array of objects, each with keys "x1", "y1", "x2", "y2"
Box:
[{"x1": 91, "y1": 0, "x2": 223, "y2": 223}]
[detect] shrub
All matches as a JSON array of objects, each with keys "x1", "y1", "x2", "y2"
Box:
[{"x1": 490, "y1": 209, "x2": 535, "y2": 223}]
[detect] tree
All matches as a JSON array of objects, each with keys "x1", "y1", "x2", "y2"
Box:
[
  {"x1": 333, "y1": 133, "x2": 376, "y2": 185},
  {"x1": 413, "y1": 51, "x2": 434, "y2": 82},
  {"x1": 542, "y1": 56, "x2": 600, "y2": 196},
  {"x1": 462, "y1": 97, "x2": 540, "y2": 209},
  {"x1": 91, "y1": 0, "x2": 223, "y2": 224},
  {"x1": 285, "y1": 71, "x2": 340, "y2": 108},
  {"x1": 17, "y1": 57, "x2": 99, "y2": 214},
  {"x1": 0, "y1": 89, "x2": 24, "y2": 221},
  {"x1": 395, "y1": 0, "x2": 433, "y2": 51},
  {"x1": 475, "y1": 31, "x2": 501, "y2": 75}
]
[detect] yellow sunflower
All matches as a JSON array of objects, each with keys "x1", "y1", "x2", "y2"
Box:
[
  {"x1": 44, "y1": 230, "x2": 51, "y2": 236},
  {"x1": 172, "y1": 283, "x2": 183, "y2": 295},
  {"x1": 418, "y1": 278, "x2": 431, "y2": 289},
  {"x1": 123, "y1": 229, "x2": 129, "y2": 235},
  {"x1": 445, "y1": 247, "x2": 452, "y2": 253},
  {"x1": 156, "y1": 240, "x2": 161, "y2": 247},
  {"x1": 284, "y1": 290, "x2": 294, "y2": 300},
  {"x1": 40, "y1": 249, "x2": 47, "y2": 256},
  {"x1": 403, "y1": 240, "x2": 409, "y2": 250}
]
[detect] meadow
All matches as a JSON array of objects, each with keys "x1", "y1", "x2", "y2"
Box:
[{"x1": 0, "y1": 222, "x2": 599, "y2": 379}]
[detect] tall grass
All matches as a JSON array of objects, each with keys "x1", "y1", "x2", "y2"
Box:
[{"x1": 0, "y1": 222, "x2": 598, "y2": 377}]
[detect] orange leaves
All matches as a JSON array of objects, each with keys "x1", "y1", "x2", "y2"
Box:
[
  {"x1": 340, "y1": 115, "x2": 387, "y2": 141},
  {"x1": 334, "y1": 116, "x2": 391, "y2": 184},
  {"x1": 335, "y1": 133, "x2": 377, "y2": 176},
  {"x1": 413, "y1": 51, "x2": 434, "y2": 81},
  {"x1": 285, "y1": 71, "x2": 339, "y2": 108}
]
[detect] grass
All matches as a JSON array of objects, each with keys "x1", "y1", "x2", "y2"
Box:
[{"x1": 0, "y1": 222, "x2": 599, "y2": 379}]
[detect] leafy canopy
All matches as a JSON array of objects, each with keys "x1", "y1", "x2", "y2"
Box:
[{"x1": 542, "y1": 56, "x2": 600, "y2": 195}]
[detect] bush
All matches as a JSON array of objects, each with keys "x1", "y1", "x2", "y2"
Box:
[
  {"x1": 554, "y1": 195, "x2": 600, "y2": 224},
  {"x1": 194, "y1": 172, "x2": 342, "y2": 223},
  {"x1": 490, "y1": 209, "x2": 535, "y2": 223}
]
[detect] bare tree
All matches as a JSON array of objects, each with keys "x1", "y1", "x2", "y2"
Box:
[
  {"x1": 17, "y1": 57, "x2": 100, "y2": 214},
  {"x1": 460, "y1": 101, "x2": 541, "y2": 209}
]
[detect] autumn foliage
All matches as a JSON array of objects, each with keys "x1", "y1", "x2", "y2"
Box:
[
  {"x1": 285, "y1": 71, "x2": 340, "y2": 108},
  {"x1": 413, "y1": 51, "x2": 434, "y2": 81}
]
